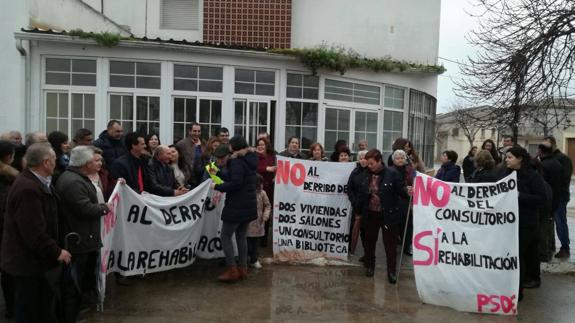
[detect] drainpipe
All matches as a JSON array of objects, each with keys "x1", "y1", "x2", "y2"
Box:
[{"x1": 16, "y1": 38, "x2": 31, "y2": 133}]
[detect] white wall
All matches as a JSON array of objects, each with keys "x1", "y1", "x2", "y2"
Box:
[
  {"x1": 82, "y1": 0, "x2": 203, "y2": 40},
  {"x1": 292, "y1": 0, "x2": 441, "y2": 64},
  {"x1": 29, "y1": 0, "x2": 130, "y2": 35},
  {"x1": 0, "y1": 0, "x2": 28, "y2": 133}
]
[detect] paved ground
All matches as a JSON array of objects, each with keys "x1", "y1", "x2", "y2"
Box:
[{"x1": 2, "y1": 181, "x2": 575, "y2": 322}]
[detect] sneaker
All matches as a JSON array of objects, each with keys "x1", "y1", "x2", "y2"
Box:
[
  {"x1": 251, "y1": 260, "x2": 263, "y2": 269},
  {"x1": 555, "y1": 249, "x2": 570, "y2": 259}
]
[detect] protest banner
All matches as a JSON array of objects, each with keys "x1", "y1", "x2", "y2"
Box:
[
  {"x1": 412, "y1": 172, "x2": 519, "y2": 315},
  {"x1": 273, "y1": 156, "x2": 355, "y2": 262},
  {"x1": 98, "y1": 181, "x2": 211, "y2": 306},
  {"x1": 196, "y1": 190, "x2": 226, "y2": 259}
]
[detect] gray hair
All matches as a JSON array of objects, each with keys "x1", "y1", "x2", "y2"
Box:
[
  {"x1": 392, "y1": 149, "x2": 407, "y2": 160},
  {"x1": 24, "y1": 143, "x2": 54, "y2": 168},
  {"x1": 69, "y1": 145, "x2": 95, "y2": 167},
  {"x1": 357, "y1": 150, "x2": 369, "y2": 159},
  {"x1": 153, "y1": 145, "x2": 170, "y2": 159},
  {"x1": 25, "y1": 132, "x2": 47, "y2": 146}
]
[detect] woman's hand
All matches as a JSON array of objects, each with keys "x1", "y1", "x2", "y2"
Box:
[{"x1": 266, "y1": 166, "x2": 277, "y2": 173}]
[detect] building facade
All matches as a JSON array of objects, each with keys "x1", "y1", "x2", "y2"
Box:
[{"x1": 1, "y1": 0, "x2": 441, "y2": 165}]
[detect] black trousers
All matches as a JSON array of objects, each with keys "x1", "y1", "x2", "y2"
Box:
[
  {"x1": 62, "y1": 252, "x2": 98, "y2": 323},
  {"x1": 1, "y1": 270, "x2": 15, "y2": 316},
  {"x1": 247, "y1": 237, "x2": 260, "y2": 264},
  {"x1": 520, "y1": 226, "x2": 540, "y2": 283},
  {"x1": 13, "y1": 274, "x2": 57, "y2": 323}
]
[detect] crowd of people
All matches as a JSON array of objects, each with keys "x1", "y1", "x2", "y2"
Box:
[{"x1": 0, "y1": 121, "x2": 572, "y2": 321}]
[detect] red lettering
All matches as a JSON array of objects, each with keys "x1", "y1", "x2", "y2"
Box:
[
  {"x1": 276, "y1": 160, "x2": 291, "y2": 184},
  {"x1": 290, "y1": 163, "x2": 305, "y2": 186},
  {"x1": 413, "y1": 228, "x2": 442, "y2": 266},
  {"x1": 100, "y1": 249, "x2": 109, "y2": 273},
  {"x1": 103, "y1": 193, "x2": 120, "y2": 236},
  {"x1": 413, "y1": 176, "x2": 451, "y2": 207},
  {"x1": 275, "y1": 160, "x2": 306, "y2": 186},
  {"x1": 477, "y1": 293, "x2": 517, "y2": 314}
]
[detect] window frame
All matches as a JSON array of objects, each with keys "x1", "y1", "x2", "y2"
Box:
[{"x1": 109, "y1": 60, "x2": 162, "y2": 90}]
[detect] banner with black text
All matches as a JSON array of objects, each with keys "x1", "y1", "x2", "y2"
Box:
[
  {"x1": 412, "y1": 172, "x2": 519, "y2": 315},
  {"x1": 98, "y1": 181, "x2": 211, "y2": 306},
  {"x1": 273, "y1": 157, "x2": 355, "y2": 262}
]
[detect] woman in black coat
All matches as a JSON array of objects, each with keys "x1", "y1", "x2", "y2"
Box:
[
  {"x1": 462, "y1": 146, "x2": 477, "y2": 182},
  {"x1": 468, "y1": 150, "x2": 499, "y2": 183},
  {"x1": 361, "y1": 149, "x2": 409, "y2": 283},
  {"x1": 212, "y1": 136, "x2": 258, "y2": 282},
  {"x1": 504, "y1": 146, "x2": 547, "y2": 301}
]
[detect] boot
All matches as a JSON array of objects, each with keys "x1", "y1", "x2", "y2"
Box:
[
  {"x1": 238, "y1": 266, "x2": 248, "y2": 280},
  {"x1": 218, "y1": 266, "x2": 240, "y2": 282}
]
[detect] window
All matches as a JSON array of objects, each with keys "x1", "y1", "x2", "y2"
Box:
[
  {"x1": 354, "y1": 111, "x2": 378, "y2": 151},
  {"x1": 287, "y1": 74, "x2": 319, "y2": 99},
  {"x1": 174, "y1": 64, "x2": 223, "y2": 92},
  {"x1": 45, "y1": 92, "x2": 95, "y2": 135},
  {"x1": 45, "y1": 58, "x2": 96, "y2": 86},
  {"x1": 325, "y1": 79, "x2": 380, "y2": 105},
  {"x1": 408, "y1": 90, "x2": 436, "y2": 168},
  {"x1": 285, "y1": 101, "x2": 318, "y2": 150},
  {"x1": 110, "y1": 61, "x2": 161, "y2": 89},
  {"x1": 109, "y1": 94, "x2": 160, "y2": 134},
  {"x1": 324, "y1": 108, "x2": 350, "y2": 153},
  {"x1": 160, "y1": 0, "x2": 200, "y2": 30},
  {"x1": 384, "y1": 86, "x2": 405, "y2": 109},
  {"x1": 382, "y1": 110, "x2": 403, "y2": 160},
  {"x1": 234, "y1": 101, "x2": 271, "y2": 146},
  {"x1": 452, "y1": 128, "x2": 459, "y2": 137},
  {"x1": 235, "y1": 69, "x2": 275, "y2": 95},
  {"x1": 173, "y1": 97, "x2": 222, "y2": 143}
]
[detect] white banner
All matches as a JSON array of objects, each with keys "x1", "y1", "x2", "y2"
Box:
[
  {"x1": 412, "y1": 172, "x2": 519, "y2": 315},
  {"x1": 273, "y1": 157, "x2": 355, "y2": 262},
  {"x1": 195, "y1": 190, "x2": 226, "y2": 259},
  {"x1": 98, "y1": 181, "x2": 211, "y2": 305}
]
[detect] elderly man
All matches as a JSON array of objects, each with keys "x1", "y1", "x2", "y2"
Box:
[
  {"x1": 176, "y1": 122, "x2": 203, "y2": 185},
  {"x1": 56, "y1": 146, "x2": 110, "y2": 322},
  {"x1": 1, "y1": 143, "x2": 71, "y2": 322},
  {"x1": 94, "y1": 120, "x2": 126, "y2": 167},
  {"x1": 147, "y1": 145, "x2": 188, "y2": 196}
]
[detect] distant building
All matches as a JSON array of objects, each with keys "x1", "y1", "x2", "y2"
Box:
[
  {"x1": 0, "y1": 0, "x2": 441, "y2": 165},
  {"x1": 435, "y1": 101, "x2": 575, "y2": 173}
]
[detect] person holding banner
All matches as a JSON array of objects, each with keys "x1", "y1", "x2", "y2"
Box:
[
  {"x1": 435, "y1": 150, "x2": 461, "y2": 183},
  {"x1": 390, "y1": 149, "x2": 415, "y2": 256},
  {"x1": 361, "y1": 149, "x2": 410, "y2": 283},
  {"x1": 56, "y1": 145, "x2": 112, "y2": 322},
  {"x1": 256, "y1": 137, "x2": 276, "y2": 247},
  {"x1": 309, "y1": 142, "x2": 328, "y2": 161},
  {"x1": 279, "y1": 136, "x2": 305, "y2": 159},
  {"x1": 211, "y1": 136, "x2": 258, "y2": 282},
  {"x1": 504, "y1": 146, "x2": 548, "y2": 300},
  {"x1": 147, "y1": 145, "x2": 189, "y2": 197}
]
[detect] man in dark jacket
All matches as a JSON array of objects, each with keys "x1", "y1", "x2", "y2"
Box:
[
  {"x1": 147, "y1": 145, "x2": 188, "y2": 196},
  {"x1": 110, "y1": 132, "x2": 148, "y2": 193},
  {"x1": 94, "y1": 120, "x2": 126, "y2": 167},
  {"x1": 176, "y1": 122, "x2": 203, "y2": 186},
  {"x1": 56, "y1": 145, "x2": 110, "y2": 322},
  {"x1": 1, "y1": 143, "x2": 72, "y2": 322},
  {"x1": 543, "y1": 136, "x2": 573, "y2": 258},
  {"x1": 538, "y1": 144, "x2": 563, "y2": 264}
]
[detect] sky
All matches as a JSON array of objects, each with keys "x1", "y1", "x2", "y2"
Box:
[{"x1": 436, "y1": 0, "x2": 479, "y2": 113}]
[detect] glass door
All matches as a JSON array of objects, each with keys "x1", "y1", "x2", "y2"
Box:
[
  {"x1": 324, "y1": 106, "x2": 380, "y2": 154},
  {"x1": 234, "y1": 100, "x2": 270, "y2": 146}
]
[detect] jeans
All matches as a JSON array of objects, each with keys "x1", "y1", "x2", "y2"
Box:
[
  {"x1": 554, "y1": 201, "x2": 570, "y2": 250},
  {"x1": 221, "y1": 221, "x2": 249, "y2": 267}
]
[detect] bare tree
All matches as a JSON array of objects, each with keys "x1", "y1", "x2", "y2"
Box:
[
  {"x1": 450, "y1": 104, "x2": 494, "y2": 148},
  {"x1": 456, "y1": 0, "x2": 575, "y2": 142}
]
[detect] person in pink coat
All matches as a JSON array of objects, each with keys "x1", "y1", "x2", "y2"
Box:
[{"x1": 247, "y1": 174, "x2": 271, "y2": 268}]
